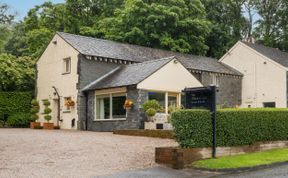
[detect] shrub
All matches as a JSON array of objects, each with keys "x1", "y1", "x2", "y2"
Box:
[
  {"x1": 44, "y1": 115, "x2": 52, "y2": 122},
  {"x1": 31, "y1": 99, "x2": 39, "y2": 106},
  {"x1": 44, "y1": 108, "x2": 52, "y2": 114},
  {"x1": 146, "y1": 108, "x2": 156, "y2": 117},
  {"x1": 43, "y1": 99, "x2": 51, "y2": 106},
  {"x1": 0, "y1": 92, "x2": 32, "y2": 126},
  {"x1": 142, "y1": 100, "x2": 161, "y2": 112},
  {"x1": 7, "y1": 113, "x2": 31, "y2": 128},
  {"x1": 171, "y1": 108, "x2": 288, "y2": 148}
]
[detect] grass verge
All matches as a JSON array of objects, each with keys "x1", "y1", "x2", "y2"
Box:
[{"x1": 192, "y1": 148, "x2": 288, "y2": 169}]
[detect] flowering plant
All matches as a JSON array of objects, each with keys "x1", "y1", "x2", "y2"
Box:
[{"x1": 123, "y1": 99, "x2": 133, "y2": 109}]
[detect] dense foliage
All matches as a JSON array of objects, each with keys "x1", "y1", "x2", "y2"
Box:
[
  {"x1": 171, "y1": 109, "x2": 288, "y2": 148},
  {"x1": 0, "y1": 0, "x2": 288, "y2": 91},
  {"x1": 0, "y1": 92, "x2": 33, "y2": 126},
  {"x1": 7, "y1": 113, "x2": 31, "y2": 128}
]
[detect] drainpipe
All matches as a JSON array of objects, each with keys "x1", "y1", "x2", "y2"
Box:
[
  {"x1": 84, "y1": 91, "x2": 88, "y2": 130},
  {"x1": 52, "y1": 86, "x2": 62, "y2": 126}
]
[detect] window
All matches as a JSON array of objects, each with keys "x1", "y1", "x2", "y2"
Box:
[
  {"x1": 211, "y1": 74, "x2": 220, "y2": 86},
  {"x1": 168, "y1": 93, "x2": 178, "y2": 108},
  {"x1": 63, "y1": 58, "x2": 71, "y2": 74},
  {"x1": 148, "y1": 92, "x2": 165, "y2": 112},
  {"x1": 263, "y1": 102, "x2": 275, "y2": 108},
  {"x1": 95, "y1": 93, "x2": 126, "y2": 120}
]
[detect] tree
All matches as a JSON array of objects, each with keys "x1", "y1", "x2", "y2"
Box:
[
  {"x1": 253, "y1": 0, "x2": 283, "y2": 47},
  {"x1": 95, "y1": 0, "x2": 211, "y2": 55},
  {"x1": 202, "y1": 0, "x2": 247, "y2": 58},
  {"x1": 0, "y1": 3, "x2": 14, "y2": 24},
  {"x1": 0, "y1": 54, "x2": 35, "y2": 91}
]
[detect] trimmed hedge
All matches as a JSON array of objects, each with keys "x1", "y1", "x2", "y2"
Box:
[
  {"x1": 113, "y1": 129, "x2": 173, "y2": 139},
  {"x1": 7, "y1": 113, "x2": 31, "y2": 128},
  {"x1": 0, "y1": 92, "x2": 33, "y2": 126},
  {"x1": 171, "y1": 109, "x2": 288, "y2": 148}
]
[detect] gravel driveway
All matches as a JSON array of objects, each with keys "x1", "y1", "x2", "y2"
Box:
[{"x1": 0, "y1": 129, "x2": 177, "y2": 178}]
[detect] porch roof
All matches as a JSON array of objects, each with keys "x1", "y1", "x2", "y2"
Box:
[{"x1": 82, "y1": 56, "x2": 175, "y2": 91}]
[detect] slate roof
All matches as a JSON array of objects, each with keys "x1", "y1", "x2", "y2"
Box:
[
  {"x1": 242, "y1": 41, "x2": 288, "y2": 68},
  {"x1": 82, "y1": 56, "x2": 175, "y2": 91},
  {"x1": 57, "y1": 32, "x2": 242, "y2": 76}
]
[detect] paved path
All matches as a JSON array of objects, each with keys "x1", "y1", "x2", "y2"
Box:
[
  {"x1": 213, "y1": 164, "x2": 288, "y2": 178},
  {"x1": 0, "y1": 128, "x2": 177, "y2": 178}
]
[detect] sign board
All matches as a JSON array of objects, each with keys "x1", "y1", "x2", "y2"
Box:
[{"x1": 182, "y1": 85, "x2": 217, "y2": 158}]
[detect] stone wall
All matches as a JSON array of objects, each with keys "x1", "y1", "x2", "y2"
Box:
[
  {"x1": 77, "y1": 55, "x2": 120, "y2": 129},
  {"x1": 192, "y1": 72, "x2": 242, "y2": 107},
  {"x1": 156, "y1": 140, "x2": 288, "y2": 169},
  {"x1": 85, "y1": 86, "x2": 148, "y2": 131}
]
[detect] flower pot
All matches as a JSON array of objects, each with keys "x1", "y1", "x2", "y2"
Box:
[
  {"x1": 43, "y1": 123, "x2": 54, "y2": 130},
  {"x1": 30, "y1": 122, "x2": 40, "y2": 129}
]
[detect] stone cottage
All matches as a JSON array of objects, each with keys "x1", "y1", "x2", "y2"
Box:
[{"x1": 36, "y1": 32, "x2": 242, "y2": 130}]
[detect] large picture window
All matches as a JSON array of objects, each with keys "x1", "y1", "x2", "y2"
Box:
[
  {"x1": 95, "y1": 93, "x2": 126, "y2": 120},
  {"x1": 148, "y1": 92, "x2": 165, "y2": 109}
]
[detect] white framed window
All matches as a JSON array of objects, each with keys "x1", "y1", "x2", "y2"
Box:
[
  {"x1": 211, "y1": 74, "x2": 220, "y2": 86},
  {"x1": 95, "y1": 92, "x2": 127, "y2": 120},
  {"x1": 63, "y1": 57, "x2": 71, "y2": 74}
]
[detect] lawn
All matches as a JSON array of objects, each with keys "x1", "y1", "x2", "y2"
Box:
[{"x1": 192, "y1": 148, "x2": 288, "y2": 169}]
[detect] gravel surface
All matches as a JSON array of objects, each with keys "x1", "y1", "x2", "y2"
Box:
[{"x1": 0, "y1": 129, "x2": 177, "y2": 178}]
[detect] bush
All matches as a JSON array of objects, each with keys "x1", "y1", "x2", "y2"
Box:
[
  {"x1": 171, "y1": 108, "x2": 288, "y2": 148},
  {"x1": 7, "y1": 113, "x2": 31, "y2": 128},
  {"x1": 142, "y1": 100, "x2": 161, "y2": 112},
  {"x1": 0, "y1": 92, "x2": 32, "y2": 126},
  {"x1": 146, "y1": 108, "x2": 156, "y2": 117},
  {"x1": 44, "y1": 115, "x2": 52, "y2": 122},
  {"x1": 43, "y1": 99, "x2": 50, "y2": 106},
  {"x1": 44, "y1": 108, "x2": 52, "y2": 114}
]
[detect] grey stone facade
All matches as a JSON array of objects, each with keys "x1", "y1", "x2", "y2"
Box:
[
  {"x1": 192, "y1": 72, "x2": 242, "y2": 107},
  {"x1": 85, "y1": 85, "x2": 148, "y2": 132},
  {"x1": 76, "y1": 54, "x2": 120, "y2": 130}
]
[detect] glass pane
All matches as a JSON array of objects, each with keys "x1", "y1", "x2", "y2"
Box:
[
  {"x1": 112, "y1": 94, "x2": 126, "y2": 118},
  {"x1": 148, "y1": 92, "x2": 165, "y2": 111},
  {"x1": 65, "y1": 59, "x2": 70, "y2": 73},
  {"x1": 96, "y1": 95, "x2": 110, "y2": 119},
  {"x1": 168, "y1": 96, "x2": 177, "y2": 108}
]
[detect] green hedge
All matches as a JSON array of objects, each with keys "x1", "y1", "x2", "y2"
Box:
[
  {"x1": 0, "y1": 92, "x2": 33, "y2": 125},
  {"x1": 7, "y1": 113, "x2": 31, "y2": 128},
  {"x1": 171, "y1": 109, "x2": 288, "y2": 148}
]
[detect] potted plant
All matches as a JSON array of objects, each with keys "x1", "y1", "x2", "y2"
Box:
[
  {"x1": 142, "y1": 100, "x2": 161, "y2": 130},
  {"x1": 42, "y1": 100, "x2": 54, "y2": 129},
  {"x1": 30, "y1": 99, "x2": 40, "y2": 129}
]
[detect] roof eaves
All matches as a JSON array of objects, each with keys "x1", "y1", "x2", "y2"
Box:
[{"x1": 81, "y1": 66, "x2": 122, "y2": 92}]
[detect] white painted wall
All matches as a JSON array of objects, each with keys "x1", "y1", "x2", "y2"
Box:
[
  {"x1": 220, "y1": 42, "x2": 287, "y2": 108},
  {"x1": 137, "y1": 59, "x2": 203, "y2": 92},
  {"x1": 37, "y1": 34, "x2": 79, "y2": 129}
]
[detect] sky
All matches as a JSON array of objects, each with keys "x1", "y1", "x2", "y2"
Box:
[{"x1": 1, "y1": 0, "x2": 65, "y2": 21}]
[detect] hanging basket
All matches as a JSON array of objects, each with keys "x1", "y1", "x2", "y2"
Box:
[
  {"x1": 123, "y1": 99, "x2": 133, "y2": 110},
  {"x1": 65, "y1": 99, "x2": 75, "y2": 107}
]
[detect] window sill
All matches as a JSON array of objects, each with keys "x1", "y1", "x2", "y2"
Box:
[
  {"x1": 63, "y1": 110, "x2": 71, "y2": 113},
  {"x1": 93, "y1": 118, "x2": 126, "y2": 122},
  {"x1": 62, "y1": 72, "x2": 71, "y2": 75}
]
